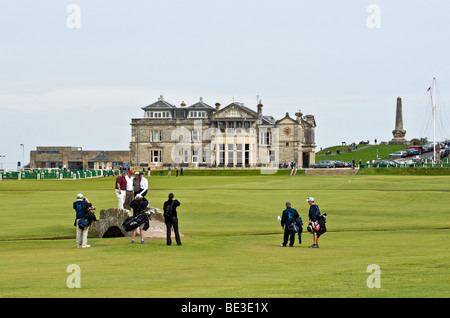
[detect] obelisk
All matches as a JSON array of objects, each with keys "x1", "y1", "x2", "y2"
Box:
[{"x1": 390, "y1": 97, "x2": 407, "y2": 145}]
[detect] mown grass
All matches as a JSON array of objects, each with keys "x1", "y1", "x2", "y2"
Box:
[
  {"x1": 0, "y1": 174, "x2": 449, "y2": 298},
  {"x1": 316, "y1": 144, "x2": 407, "y2": 163}
]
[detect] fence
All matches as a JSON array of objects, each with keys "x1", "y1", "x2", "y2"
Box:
[
  {"x1": 0, "y1": 170, "x2": 120, "y2": 180},
  {"x1": 360, "y1": 162, "x2": 450, "y2": 169}
]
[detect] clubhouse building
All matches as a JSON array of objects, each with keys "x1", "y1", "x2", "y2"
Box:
[{"x1": 129, "y1": 96, "x2": 316, "y2": 169}]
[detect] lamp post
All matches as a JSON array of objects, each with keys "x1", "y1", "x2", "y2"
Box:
[
  {"x1": 20, "y1": 144, "x2": 24, "y2": 171},
  {"x1": 0, "y1": 155, "x2": 5, "y2": 169}
]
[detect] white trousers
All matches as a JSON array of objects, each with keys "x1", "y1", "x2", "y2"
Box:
[
  {"x1": 115, "y1": 189, "x2": 125, "y2": 209},
  {"x1": 76, "y1": 219, "x2": 89, "y2": 248}
]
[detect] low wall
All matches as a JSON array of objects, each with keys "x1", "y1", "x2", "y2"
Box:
[{"x1": 304, "y1": 168, "x2": 359, "y2": 176}]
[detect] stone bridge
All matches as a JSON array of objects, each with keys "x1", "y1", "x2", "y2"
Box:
[{"x1": 90, "y1": 207, "x2": 183, "y2": 240}]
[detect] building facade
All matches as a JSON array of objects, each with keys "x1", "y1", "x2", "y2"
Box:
[
  {"x1": 130, "y1": 96, "x2": 316, "y2": 169},
  {"x1": 29, "y1": 146, "x2": 129, "y2": 170}
]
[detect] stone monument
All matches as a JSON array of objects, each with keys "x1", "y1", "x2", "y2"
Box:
[{"x1": 390, "y1": 97, "x2": 408, "y2": 145}]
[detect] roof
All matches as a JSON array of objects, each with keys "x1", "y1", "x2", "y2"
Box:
[
  {"x1": 90, "y1": 151, "x2": 115, "y2": 162},
  {"x1": 262, "y1": 115, "x2": 276, "y2": 125},
  {"x1": 141, "y1": 95, "x2": 177, "y2": 111},
  {"x1": 187, "y1": 97, "x2": 214, "y2": 109}
]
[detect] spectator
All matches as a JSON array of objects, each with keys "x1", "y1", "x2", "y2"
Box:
[{"x1": 115, "y1": 170, "x2": 127, "y2": 209}]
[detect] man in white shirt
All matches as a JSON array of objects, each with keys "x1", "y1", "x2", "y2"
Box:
[
  {"x1": 124, "y1": 170, "x2": 134, "y2": 210},
  {"x1": 139, "y1": 172, "x2": 148, "y2": 197}
]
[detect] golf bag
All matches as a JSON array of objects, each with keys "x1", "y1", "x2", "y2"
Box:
[
  {"x1": 78, "y1": 217, "x2": 90, "y2": 230},
  {"x1": 77, "y1": 206, "x2": 97, "y2": 230},
  {"x1": 288, "y1": 217, "x2": 303, "y2": 235},
  {"x1": 122, "y1": 211, "x2": 151, "y2": 232}
]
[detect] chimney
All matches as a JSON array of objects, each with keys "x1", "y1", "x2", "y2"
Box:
[
  {"x1": 257, "y1": 100, "x2": 263, "y2": 117},
  {"x1": 215, "y1": 102, "x2": 221, "y2": 112},
  {"x1": 159, "y1": 95, "x2": 164, "y2": 101},
  {"x1": 181, "y1": 101, "x2": 186, "y2": 107}
]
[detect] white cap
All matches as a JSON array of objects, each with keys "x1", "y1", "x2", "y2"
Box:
[
  {"x1": 306, "y1": 197, "x2": 314, "y2": 202},
  {"x1": 77, "y1": 193, "x2": 84, "y2": 198}
]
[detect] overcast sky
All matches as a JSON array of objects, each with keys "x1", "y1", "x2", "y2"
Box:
[{"x1": 1, "y1": 0, "x2": 450, "y2": 169}]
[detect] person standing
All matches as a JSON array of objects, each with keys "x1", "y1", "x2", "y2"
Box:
[
  {"x1": 129, "y1": 194, "x2": 149, "y2": 244},
  {"x1": 306, "y1": 197, "x2": 324, "y2": 248},
  {"x1": 280, "y1": 201, "x2": 301, "y2": 247},
  {"x1": 115, "y1": 170, "x2": 127, "y2": 209},
  {"x1": 139, "y1": 172, "x2": 148, "y2": 197},
  {"x1": 133, "y1": 171, "x2": 141, "y2": 197},
  {"x1": 163, "y1": 193, "x2": 181, "y2": 246},
  {"x1": 124, "y1": 170, "x2": 134, "y2": 211},
  {"x1": 73, "y1": 193, "x2": 92, "y2": 248}
]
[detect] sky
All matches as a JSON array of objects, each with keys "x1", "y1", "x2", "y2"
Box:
[{"x1": 1, "y1": 0, "x2": 450, "y2": 170}]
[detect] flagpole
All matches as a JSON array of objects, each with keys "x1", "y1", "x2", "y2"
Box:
[{"x1": 432, "y1": 72, "x2": 436, "y2": 163}]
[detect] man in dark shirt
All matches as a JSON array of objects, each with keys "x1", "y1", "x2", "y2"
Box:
[
  {"x1": 163, "y1": 193, "x2": 181, "y2": 246},
  {"x1": 281, "y1": 201, "x2": 301, "y2": 247},
  {"x1": 307, "y1": 197, "x2": 324, "y2": 248},
  {"x1": 129, "y1": 194, "x2": 149, "y2": 244}
]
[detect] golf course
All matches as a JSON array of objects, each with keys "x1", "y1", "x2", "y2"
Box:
[{"x1": 0, "y1": 171, "x2": 449, "y2": 298}]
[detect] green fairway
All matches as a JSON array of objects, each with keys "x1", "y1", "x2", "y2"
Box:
[{"x1": 1, "y1": 174, "x2": 449, "y2": 298}]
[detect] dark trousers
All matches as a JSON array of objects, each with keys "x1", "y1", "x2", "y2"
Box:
[
  {"x1": 283, "y1": 228, "x2": 302, "y2": 246},
  {"x1": 165, "y1": 217, "x2": 181, "y2": 245},
  {"x1": 283, "y1": 228, "x2": 296, "y2": 246}
]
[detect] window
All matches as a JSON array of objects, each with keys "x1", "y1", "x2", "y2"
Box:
[
  {"x1": 147, "y1": 111, "x2": 171, "y2": 118},
  {"x1": 192, "y1": 130, "x2": 201, "y2": 142},
  {"x1": 269, "y1": 150, "x2": 276, "y2": 163},
  {"x1": 219, "y1": 144, "x2": 225, "y2": 164},
  {"x1": 192, "y1": 150, "x2": 199, "y2": 163},
  {"x1": 236, "y1": 144, "x2": 243, "y2": 164},
  {"x1": 245, "y1": 144, "x2": 250, "y2": 165},
  {"x1": 229, "y1": 109, "x2": 239, "y2": 117},
  {"x1": 227, "y1": 144, "x2": 234, "y2": 165},
  {"x1": 183, "y1": 150, "x2": 189, "y2": 163},
  {"x1": 150, "y1": 130, "x2": 162, "y2": 142},
  {"x1": 150, "y1": 150, "x2": 161, "y2": 163},
  {"x1": 260, "y1": 131, "x2": 272, "y2": 146},
  {"x1": 189, "y1": 111, "x2": 206, "y2": 118}
]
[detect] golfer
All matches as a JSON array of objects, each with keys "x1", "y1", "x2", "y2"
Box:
[
  {"x1": 163, "y1": 193, "x2": 181, "y2": 246},
  {"x1": 73, "y1": 193, "x2": 92, "y2": 248},
  {"x1": 280, "y1": 201, "x2": 301, "y2": 247},
  {"x1": 129, "y1": 194, "x2": 149, "y2": 244},
  {"x1": 306, "y1": 197, "x2": 325, "y2": 248}
]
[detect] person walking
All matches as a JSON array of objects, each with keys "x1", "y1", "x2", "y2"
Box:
[
  {"x1": 306, "y1": 197, "x2": 325, "y2": 248},
  {"x1": 129, "y1": 194, "x2": 149, "y2": 244},
  {"x1": 73, "y1": 193, "x2": 93, "y2": 248},
  {"x1": 280, "y1": 201, "x2": 301, "y2": 247},
  {"x1": 163, "y1": 193, "x2": 181, "y2": 246},
  {"x1": 124, "y1": 170, "x2": 134, "y2": 210},
  {"x1": 115, "y1": 170, "x2": 127, "y2": 209}
]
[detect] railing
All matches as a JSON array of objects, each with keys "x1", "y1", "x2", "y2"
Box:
[{"x1": 0, "y1": 170, "x2": 120, "y2": 180}]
